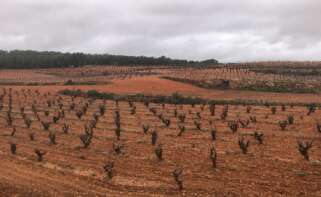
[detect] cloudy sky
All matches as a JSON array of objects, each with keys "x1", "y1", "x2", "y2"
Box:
[{"x1": 1, "y1": 0, "x2": 320, "y2": 62}]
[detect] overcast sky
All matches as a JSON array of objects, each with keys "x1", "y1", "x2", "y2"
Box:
[{"x1": 1, "y1": 0, "x2": 320, "y2": 62}]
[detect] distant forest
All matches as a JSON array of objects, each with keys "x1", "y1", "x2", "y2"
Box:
[{"x1": 0, "y1": 50, "x2": 219, "y2": 69}]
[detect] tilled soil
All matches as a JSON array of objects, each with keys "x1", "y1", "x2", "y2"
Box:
[
  {"x1": 0, "y1": 89, "x2": 320, "y2": 196},
  {"x1": 4, "y1": 76, "x2": 321, "y2": 104}
]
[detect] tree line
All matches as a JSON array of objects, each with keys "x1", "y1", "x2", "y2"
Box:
[{"x1": 0, "y1": 50, "x2": 218, "y2": 69}]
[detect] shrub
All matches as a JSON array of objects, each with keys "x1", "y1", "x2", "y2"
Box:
[
  {"x1": 246, "y1": 106, "x2": 252, "y2": 113},
  {"x1": 24, "y1": 118, "x2": 32, "y2": 128},
  {"x1": 162, "y1": 103, "x2": 165, "y2": 109},
  {"x1": 131, "y1": 106, "x2": 136, "y2": 115},
  {"x1": 287, "y1": 115, "x2": 294, "y2": 125},
  {"x1": 36, "y1": 113, "x2": 41, "y2": 121},
  {"x1": 128, "y1": 100, "x2": 133, "y2": 108},
  {"x1": 211, "y1": 127, "x2": 217, "y2": 141},
  {"x1": 113, "y1": 141, "x2": 123, "y2": 155},
  {"x1": 239, "y1": 119, "x2": 250, "y2": 128},
  {"x1": 84, "y1": 124, "x2": 93, "y2": 135},
  {"x1": 59, "y1": 110, "x2": 65, "y2": 119},
  {"x1": 41, "y1": 121, "x2": 51, "y2": 131},
  {"x1": 196, "y1": 112, "x2": 201, "y2": 119},
  {"x1": 103, "y1": 161, "x2": 115, "y2": 180},
  {"x1": 11, "y1": 127, "x2": 16, "y2": 136},
  {"x1": 10, "y1": 143, "x2": 16, "y2": 155},
  {"x1": 155, "y1": 144, "x2": 163, "y2": 161},
  {"x1": 298, "y1": 140, "x2": 312, "y2": 161},
  {"x1": 59, "y1": 103, "x2": 63, "y2": 110},
  {"x1": 316, "y1": 123, "x2": 321, "y2": 133},
  {"x1": 79, "y1": 133, "x2": 92, "y2": 148},
  {"x1": 177, "y1": 125, "x2": 185, "y2": 137},
  {"x1": 48, "y1": 132, "x2": 57, "y2": 145},
  {"x1": 34, "y1": 149, "x2": 46, "y2": 162},
  {"x1": 93, "y1": 113, "x2": 99, "y2": 122},
  {"x1": 115, "y1": 127, "x2": 121, "y2": 140},
  {"x1": 210, "y1": 146, "x2": 217, "y2": 168},
  {"x1": 228, "y1": 121, "x2": 238, "y2": 133},
  {"x1": 70, "y1": 103, "x2": 76, "y2": 110},
  {"x1": 20, "y1": 106, "x2": 25, "y2": 114},
  {"x1": 53, "y1": 115, "x2": 60, "y2": 123},
  {"x1": 46, "y1": 100, "x2": 52, "y2": 107},
  {"x1": 76, "y1": 110, "x2": 83, "y2": 120},
  {"x1": 249, "y1": 116, "x2": 257, "y2": 123},
  {"x1": 254, "y1": 131, "x2": 264, "y2": 144},
  {"x1": 178, "y1": 114, "x2": 186, "y2": 123},
  {"x1": 29, "y1": 132, "x2": 35, "y2": 141},
  {"x1": 200, "y1": 104, "x2": 205, "y2": 111},
  {"x1": 142, "y1": 124, "x2": 150, "y2": 134},
  {"x1": 210, "y1": 104, "x2": 215, "y2": 116},
  {"x1": 62, "y1": 123, "x2": 69, "y2": 134},
  {"x1": 174, "y1": 108, "x2": 178, "y2": 117},
  {"x1": 6, "y1": 111, "x2": 13, "y2": 126},
  {"x1": 238, "y1": 136, "x2": 250, "y2": 154},
  {"x1": 271, "y1": 106, "x2": 276, "y2": 114},
  {"x1": 194, "y1": 119, "x2": 201, "y2": 130},
  {"x1": 114, "y1": 111, "x2": 121, "y2": 128},
  {"x1": 163, "y1": 118, "x2": 171, "y2": 128},
  {"x1": 307, "y1": 104, "x2": 316, "y2": 116},
  {"x1": 90, "y1": 119, "x2": 97, "y2": 129},
  {"x1": 220, "y1": 106, "x2": 228, "y2": 120},
  {"x1": 151, "y1": 130, "x2": 158, "y2": 145},
  {"x1": 172, "y1": 168, "x2": 183, "y2": 190},
  {"x1": 279, "y1": 120, "x2": 288, "y2": 131},
  {"x1": 44, "y1": 110, "x2": 50, "y2": 117}
]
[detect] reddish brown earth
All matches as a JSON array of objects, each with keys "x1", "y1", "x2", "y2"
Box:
[
  {"x1": 6, "y1": 76, "x2": 321, "y2": 104},
  {"x1": 0, "y1": 87, "x2": 320, "y2": 196}
]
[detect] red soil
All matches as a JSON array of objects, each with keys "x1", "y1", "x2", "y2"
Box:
[
  {"x1": 0, "y1": 88, "x2": 320, "y2": 196},
  {"x1": 6, "y1": 76, "x2": 321, "y2": 104}
]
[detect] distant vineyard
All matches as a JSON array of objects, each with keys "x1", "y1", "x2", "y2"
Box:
[
  {"x1": 164, "y1": 67, "x2": 321, "y2": 93},
  {"x1": 0, "y1": 66, "x2": 161, "y2": 85},
  {"x1": 1, "y1": 62, "x2": 321, "y2": 94}
]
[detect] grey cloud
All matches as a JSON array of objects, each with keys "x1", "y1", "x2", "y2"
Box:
[{"x1": 0, "y1": 0, "x2": 321, "y2": 62}]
